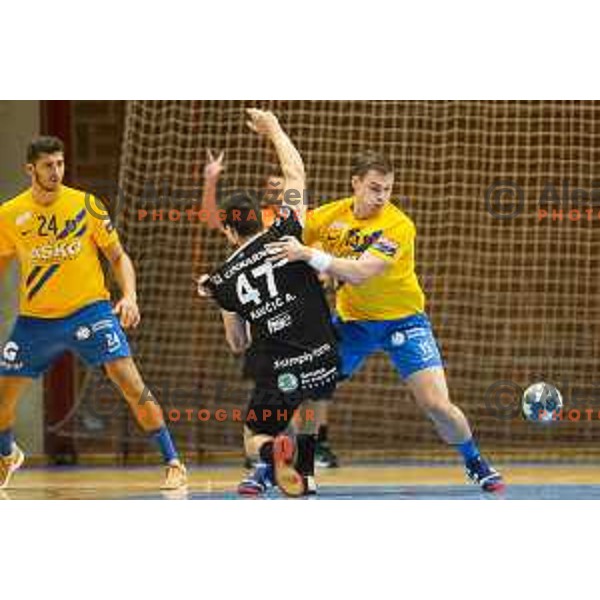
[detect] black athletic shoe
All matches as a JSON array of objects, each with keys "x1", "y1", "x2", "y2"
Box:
[{"x1": 315, "y1": 442, "x2": 339, "y2": 468}]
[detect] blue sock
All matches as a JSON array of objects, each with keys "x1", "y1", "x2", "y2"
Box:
[
  {"x1": 151, "y1": 426, "x2": 178, "y2": 464},
  {"x1": 457, "y1": 437, "x2": 480, "y2": 463},
  {"x1": 0, "y1": 429, "x2": 14, "y2": 457}
]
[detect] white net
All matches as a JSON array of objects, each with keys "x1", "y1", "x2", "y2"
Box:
[{"x1": 67, "y1": 100, "x2": 600, "y2": 462}]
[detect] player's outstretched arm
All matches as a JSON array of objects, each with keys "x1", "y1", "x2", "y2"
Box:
[
  {"x1": 102, "y1": 241, "x2": 141, "y2": 329},
  {"x1": 202, "y1": 149, "x2": 225, "y2": 230},
  {"x1": 265, "y1": 236, "x2": 389, "y2": 285},
  {"x1": 246, "y1": 108, "x2": 307, "y2": 224}
]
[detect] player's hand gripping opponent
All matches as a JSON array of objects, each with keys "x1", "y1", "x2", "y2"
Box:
[{"x1": 266, "y1": 236, "x2": 313, "y2": 264}]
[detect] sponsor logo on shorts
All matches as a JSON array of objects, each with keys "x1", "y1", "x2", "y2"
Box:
[
  {"x1": 417, "y1": 340, "x2": 437, "y2": 361},
  {"x1": 105, "y1": 332, "x2": 122, "y2": 353},
  {"x1": 273, "y1": 343, "x2": 333, "y2": 370},
  {"x1": 75, "y1": 326, "x2": 92, "y2": 341},
  {"x1": 390, "y1": 331, "x2": 406, "y2": 346},
  {"x1": 2, "y1": 341, "x2": 19, "y2": 362},
  {"x1": 0, "y1": 341, "x2": 24, "y2": 371},
  {"x1": 277, "y1": 372, "x2": 299, "y2": 393},
  {"x1": 300, "y1": 366, "x2": 338, "y2": 389},
  {"x1": 405, "y1": 327, "x2": 427, "y2": 339},
  {"x1": 92, "y1": 319, "x2": 114, "y2": 333}
]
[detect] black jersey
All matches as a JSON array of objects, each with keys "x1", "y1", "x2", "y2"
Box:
[{"x1": 206, "y1": 208, "x2": 339, "y2": 396}]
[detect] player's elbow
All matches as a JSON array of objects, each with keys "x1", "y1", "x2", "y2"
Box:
[{"x1": 107, "y1": 246, "x2": 129, "y2": 268}]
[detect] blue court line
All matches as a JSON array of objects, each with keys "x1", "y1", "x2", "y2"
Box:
[{"x1": 126, "y1": 484, "x2": 600, "y2": 501}]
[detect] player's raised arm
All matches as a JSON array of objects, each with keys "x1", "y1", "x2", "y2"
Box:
[
  {"x1": 202, "y1": 149, "x2": 225, "y2": 230},
  {"x1": 246, "y1": 108, "x2": 307, "y2": 225}
]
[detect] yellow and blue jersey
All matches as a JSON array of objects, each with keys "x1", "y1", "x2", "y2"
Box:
[
  {"x1": 303, "y1": 197, "x2": 425, "y2": 321},
  {"x1": 0, "y1": 185, "x2": 119, "y2": 318}
]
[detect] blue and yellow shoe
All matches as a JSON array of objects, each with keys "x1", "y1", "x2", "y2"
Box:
[
  {"x1": 466, "y1": 456, "x2": 505, "y2": 493},
  {"x1": 238, "y1": 462, "x2": 274, "y2": 497}
]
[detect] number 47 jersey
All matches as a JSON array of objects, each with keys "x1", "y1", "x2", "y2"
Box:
[{"x1": 206, "y1": 208, "x2": 340, "y2": 397}]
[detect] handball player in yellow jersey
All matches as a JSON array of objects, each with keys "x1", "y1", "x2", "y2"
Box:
[
  {"x1": 0, "y1": 136, "x2": 187, "y2": 490},
  {"x1": 267, "y1": 150, "x2": 504, "y2": 492}
]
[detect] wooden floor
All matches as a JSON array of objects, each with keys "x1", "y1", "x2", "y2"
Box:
[{"x1": 4, "y1": 463, "x2": 600, "y2": 499}]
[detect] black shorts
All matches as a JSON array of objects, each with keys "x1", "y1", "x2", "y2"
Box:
[{"x1": 244, "y1": 383, "x2": 336, "y2": 437}]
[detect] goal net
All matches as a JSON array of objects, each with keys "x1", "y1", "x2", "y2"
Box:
[{"x1": 69, "y1": 100, "x2": 600, "y2": 463}]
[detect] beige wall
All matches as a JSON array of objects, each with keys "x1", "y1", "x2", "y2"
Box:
[{"x1": 0, "y1": 101, "x2": 43, "y2": 454}]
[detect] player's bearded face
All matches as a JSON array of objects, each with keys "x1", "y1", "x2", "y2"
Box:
[
  {"x1": 30, "y1": 153, "x2": 65, "y2": 193},
  {"x1": 352, "y1": 170, "x2": 394, "y2": 217}
]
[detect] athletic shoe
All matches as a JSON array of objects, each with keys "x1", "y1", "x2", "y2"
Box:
[
  {"x1": 315, "y1": 442, "x2": 339, "y2": 469},
  {"x1": 303, "y1": 475, "x2": 317, "y2": 496},
  {"x1": 465, "y1": 456, "x2": 505, "y2": 493},
  {"x1": 238, "y1": 462, "x2": 273, "y2": 496},
  {"x1": 273, "y1": 435, "x2": 305, "y2": 497},
  {"x1": 161, "y1": 460, "x2": 188, "y2": 491},
  {"x1": 0, "y1": 443, "x2": 25, "y2": 490}
]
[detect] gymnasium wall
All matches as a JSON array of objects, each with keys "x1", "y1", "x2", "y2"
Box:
[{"x1": 0, "y1": 100, "x2": 43, "y2": 454}]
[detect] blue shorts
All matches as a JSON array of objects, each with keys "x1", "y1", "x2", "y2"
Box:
[
  {"x1": 0, "y1": 301, "x2": 131, "y2": 379},
  {"x1": 333, "y1": 313, "x2": 444, "y2": 380}
]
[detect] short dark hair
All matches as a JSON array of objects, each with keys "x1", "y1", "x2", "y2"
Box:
[
  {"x1": 351, "y1": 151, "x2": 393, "y2": 178},
  {"x1": 26, "y1": 136, "x2": 64, "y2": 164},
  {"x1": 222, "y1": 191, "x2": 263, "y2": 237}
]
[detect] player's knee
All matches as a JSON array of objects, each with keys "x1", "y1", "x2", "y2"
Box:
[
  {"x1": 104, "y1": 361, "x2": 145, "y2": 399},
  {"x1": 110, "y1": 374, "x2": 141, "y2": 398},
  {"x1": 415, "y1": 388, "x2": 453, "y2": 417}
]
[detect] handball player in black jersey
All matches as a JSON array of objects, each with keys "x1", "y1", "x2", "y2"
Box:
[{"x1": 199, "y1": 109, "x2": 339, "y2": 496}]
